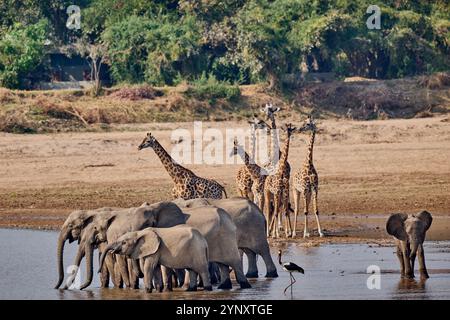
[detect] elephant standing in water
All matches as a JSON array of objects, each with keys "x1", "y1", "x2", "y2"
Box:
[
  {"x1": 69, "y1": 201, "x2": 251, "y2": 290},
  {"x1": 54, "y1": 207, "x2": 120, "y2": 289},
  {"x1": 386, "y1": 211, "x2": 433, "y2": 279},
  {"x1": 173, "y1": 197, "x2": 278, "y2": 278},
  {"x1": 99, "y1": 226, "x2": 212, "y2": 293}
]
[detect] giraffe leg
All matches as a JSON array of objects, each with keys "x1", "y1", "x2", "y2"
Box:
[
  {"x1": 269, "y1": 195, "x2": 281, "y2": 238},
  {"x1": 264, "y1": 190, "x2": 272, "y2": 237},
  {"x1": 312, "y1": 189, "x2": 324, "y2": 237},
  {"x1": 284, "y1": 191, "x2": 292, "y2": 238},
  {"x1": 292, "y1": 189, "x2": 300, "y2": 238},
  {"x1": 303, "y1": 191, "x2": 311, "y2": 238}
]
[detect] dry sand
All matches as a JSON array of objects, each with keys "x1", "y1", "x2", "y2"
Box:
[{"x1": 1, "y1": 116, "x2": 449, "y2": 242}]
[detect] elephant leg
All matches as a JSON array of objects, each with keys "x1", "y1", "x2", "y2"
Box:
[
  {"x1": 229, "y1": 259, "x2": 251, "y2": 289},
  {"x1": 242, "y1": 248, "x2": 258, "y2": 278},
  {"x1": 401, "y1": 242, "x2": 413, "y2": 278},
  {"x1": 116, "y1": 255, "x2": 131, "y2": 288},
  {"x1": 396, "y1": 245, "x2": 405, "y2": 277},
  {"x1": 186, "y1": 270, "x2": 198, "y2": 291},
  {"x1": 312, "y1": 189, "x2": 324, "y2": 237},
  {"x1": 127, "y1": 258, "x2": 140, "y2": 289},
  {"x1": 208, "y1": 262, "x2": 219, "y2": 285},
  {"x1": 175, "y1": 269, "x2": 186, "y2": 287},
  {"x1": 217, "y1": 263, "x2": 232, "y2": 290},
  {"x1": 100, "y1": 263, "x2": 109, "y2": 288},
  {"x1": 161, "y1": 266, "x2": 173, "y2": 292},
  {"x1": 292, "y1": 189, "x2": 300, "y2": 237},
  {"x1": 104, "y1": 253, "x2": 119, "y2": 288},
  {"x1": 152, "y1": 265, "x2": 163, "y2": 292},
  {"x1": 418, "y1": 244, "x2": 429, "y2": 278},
  {"x1": 410, "y1": 250, "x2": 417, "y2": 277},
  {"x1": 143, "y1": 259, "x2": 157, "y2": 293},
  {"x1": 259, "y1": 244, "x2": 278, "y2": 278},
  {"x1": 197, "y1": 267, "x2": 212, "y2": 291},
  {"x1": 113, "y1": 256, "x2": 124, "y2": 288}
]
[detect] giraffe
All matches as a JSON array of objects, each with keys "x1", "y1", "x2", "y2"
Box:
[
  {"x1": 138, "y1": 133, "x2": 227, "y2": 199},
  {"x1": 235, "y1": 116, "x2": 266, "y2": 200},
  {"x1": 292, "y1": 116, "x2": 324, "y2": 238},
  {"x1": 261, "y1": 103, "x2": 291, "y2": 233},
  {"x1": 230, "y1": 139, "x2": 267, "y2": 211},
  {"x1": 263, "y1": 124, "x2": 295, "y2": 238}
]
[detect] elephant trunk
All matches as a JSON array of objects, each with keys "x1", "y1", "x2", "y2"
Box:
[
  {"x1": 98, "y1": 242, "x2": 120, "y2": 274},
  {"x1": 62, "y1": 243, "x2": 86, "y2": 290},
  {"x1": 410, "y1": 241, "x2": 419, "y2": 259},
  {"x1": 55, "y1": 230, "x2": 69, "y2": 289},
  {"x1": 79, "y1": 241, "x2": 95, "y2": 290}
]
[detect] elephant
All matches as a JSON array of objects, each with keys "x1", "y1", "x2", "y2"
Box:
[
  {"x1": 99, "y1": 226, "x2": 212, "y2": 293},
  {"x1": 386, "y1": 211, "x2": 433, "y2": 279},
  {"x1": 71, "y1": 201, "x2": 251, "y2": 290},
  {"x1": 55, "y1": 206, "x2": 119, "y2": 289},
  {"x1": 173, "y1": 197, "x2": 278, "y2": 278}
]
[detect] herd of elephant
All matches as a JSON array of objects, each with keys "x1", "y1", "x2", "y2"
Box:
[
  {"x1": 54, "y1": 195, "x2": 435, "y2": 293},
  {"x1": 55, "y1": 198, "x2": 279, "y2": 293}
]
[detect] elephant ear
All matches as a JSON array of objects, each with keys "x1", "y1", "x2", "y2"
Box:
[
  {"x1": 130, "y1": 231, "x2": 161, "y2": 260},
  {"x1": 386, "y1": 213, "x2": 408, "y2": 240},
  {"x1": 416, "y1": 210, "x2": 433, "y2": 231}
]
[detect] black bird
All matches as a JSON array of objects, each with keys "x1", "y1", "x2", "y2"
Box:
[{"x1": 278, "y1": 250, "x2": 304, "y2": 294}]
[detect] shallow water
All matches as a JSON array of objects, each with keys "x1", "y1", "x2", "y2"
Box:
[{"x1": 0, "y1": 228, "x2": 449, "y2": 300}]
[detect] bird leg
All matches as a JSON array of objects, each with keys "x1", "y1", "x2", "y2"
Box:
[{"x1": 283, "y1": 272, "x2": 297, "y2": 294}]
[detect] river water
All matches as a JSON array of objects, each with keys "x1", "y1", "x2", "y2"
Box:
[{"x1": 1, "y1": 228, "x2": 449, "y2": 300}]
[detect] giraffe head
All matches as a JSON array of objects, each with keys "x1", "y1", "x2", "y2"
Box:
[
  {"x1": 138, "y1": 132, "x2": 157, "y2": 150},
  {"x1": 297, "y1": 115, "x2": 317, "y2": 134},
  {"x1": 229, "y1": 138, "x2": 244, "y2": 157},
  {"x1": 260, "y1": 103, "x2": 281, "y2": 123},
  {"x1": 281, "y1": 123, "x2": 297, "y2": 138},
  {"x1": 248, "y1": 114, "x2": 269, "y2": 133}
]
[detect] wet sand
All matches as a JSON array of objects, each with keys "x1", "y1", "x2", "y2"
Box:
[{"x1": 1, "y1": 228, "x2": 449, "y2": 300}]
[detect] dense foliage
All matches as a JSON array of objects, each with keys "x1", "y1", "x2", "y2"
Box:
[{"x1": 0, "y1": 0, "x2": 449, "y2": 88}]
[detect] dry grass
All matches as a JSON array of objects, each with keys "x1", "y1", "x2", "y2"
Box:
[
  {"x1": 294, "y1": 73, "x2": 450, "y2": 120},
  {"x1": 108, "y1": 84, "x2": 163, "y2": 100},
  {"x1": 0, "y1": 73, "x2": 449, "y2": 133},
  {"x1": 417, "y1": 72, "x2": 450, "y2": 89}
]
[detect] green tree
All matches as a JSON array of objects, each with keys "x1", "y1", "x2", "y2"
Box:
[{"x1": 0, "y1": 19, "x2": 49, "y2": 88}]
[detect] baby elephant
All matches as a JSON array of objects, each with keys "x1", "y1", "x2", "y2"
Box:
[
  {"x1": 386, "y1": 211, "x2": 433, "y2": 279},
  {"x1": 99, "y1": 225, "x2": 212, "y2": 292}
]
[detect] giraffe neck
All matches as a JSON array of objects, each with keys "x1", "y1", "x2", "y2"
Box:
[
  {"x1": 276, "y1": 134, "x2": 291, "y2": 177},
  {"x1": 249, "y1": 125, "x2": 256, "y2": 160},
  {"x1": 238, "y1": 148, "x2": 262, "y2": 178},
  {"x1": 269, "y1": 117, "x2": 280, "y2": 164},
  {"x1": 152, "y1": 139, "x2": 189, "y2": 182},
  {"x1": 305, "y1": 130, "x2": 315, "y2": 166}
]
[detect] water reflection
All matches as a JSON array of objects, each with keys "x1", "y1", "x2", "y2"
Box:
[{"x1": 0, "y1": 229, "x2": 449, "y2": 300}]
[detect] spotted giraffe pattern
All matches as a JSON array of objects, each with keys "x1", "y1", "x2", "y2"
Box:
[
  {"x1": 235, "y1": 116, "x2": 267, "y2": 201},
  {"x1": 263, "y1": 124, "x2": 295, "y2": 238},
  {"x1": 138, "y1": 133, "x2": 227, "y2": 200},
  {"x1": 292, "y1": 117, "x2": 323, "y2": 238},
  {"x1": 231, "y1": 140, "x2": 267, "y2": 211},
  {"x1": 261, "y1": 104, "x2": 291, "y2": 232}
]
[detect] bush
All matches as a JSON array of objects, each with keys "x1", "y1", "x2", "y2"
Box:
[
  {"x1": 186, "y1": 74, "x2": 241, "y2": 103},
  {"x1": 0, "y1": 20, "x2": 49, "y2": 89},
  {"x1": 109, "y1": 85, "x2": 164, "y2": 100}
]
